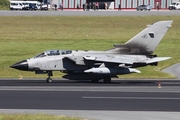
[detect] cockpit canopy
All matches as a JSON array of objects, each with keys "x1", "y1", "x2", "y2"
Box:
[{"x1": 35, "y1": 50, "x2": 72, "y2": 58}]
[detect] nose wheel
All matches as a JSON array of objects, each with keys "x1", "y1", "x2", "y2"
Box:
[
  {"x1": 46, "y1": 77, "x2": 53, "y2": 83},
  {"x1": 46, "y1": 71, "x2": 53, "y2": 83}
]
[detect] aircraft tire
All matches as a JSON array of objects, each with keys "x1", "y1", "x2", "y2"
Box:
[
  {"x1": 46, "y1": 78, "x2": 53, "y2": 83},
  {"x1": 103, "y1": 76, "x2": 111, "y2": 83}
]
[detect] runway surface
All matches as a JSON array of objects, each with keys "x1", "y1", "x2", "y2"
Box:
[
  {"x1": 0, "y1": 79, "x2": 180, "y2": 120},
  {"x1": 1, "y1": 10, "x2": 180, "y2": 16},
  {"x1": 163, "y1": 63, "x2": 180, "y2": 79},
  {"x1": 0, "y1": 80, "x2": 180, "y2": 112}
]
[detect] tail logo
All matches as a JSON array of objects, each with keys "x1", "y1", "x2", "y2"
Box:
[{"x1": 142, "y1": 34, "x2": 148, "y2": 39}]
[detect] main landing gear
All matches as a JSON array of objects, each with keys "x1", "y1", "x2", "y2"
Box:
[
  {"x1": 103, "y1": 76, "x2": 111, "y2": 83},
  {"x1": 46, "y1": 71, "x2": 53, "y2": 83},
  {"x1": 91, "y1": 76, "x2": 112, "y2": 83}
]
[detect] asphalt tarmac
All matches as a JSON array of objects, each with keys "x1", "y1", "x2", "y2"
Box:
[
  {"x1": 0, "y1": 79, "x2": 180, "y2": 120},
  {"x1": 1, "y1": 9, "x2": 180, "y2": 16},
  {"x1": 0, "y1": 79, "x2": 180, "y2": 111}
]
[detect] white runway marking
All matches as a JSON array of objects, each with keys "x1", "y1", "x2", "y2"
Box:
[
  {"x1": 82, "y1": 96, "x2": 180, "y2": 100},
  {"x1": 1, "y1": 86, "x2": 180, "y2": 93}
]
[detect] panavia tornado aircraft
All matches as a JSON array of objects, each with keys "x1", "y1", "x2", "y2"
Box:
[{"x1": 10, "y1": 20, "x2": 173, "y2": 83}]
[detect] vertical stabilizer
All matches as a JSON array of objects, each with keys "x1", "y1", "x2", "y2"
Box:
[{"x1": 113, "y1": 20, "x2": 173, "y2": 55}]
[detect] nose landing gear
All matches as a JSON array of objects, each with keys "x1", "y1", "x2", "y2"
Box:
[{"x1": 46, "y1": 71, "x2": 53, "y2": 83}]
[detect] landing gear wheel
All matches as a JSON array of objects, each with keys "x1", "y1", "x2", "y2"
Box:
[
  {"x1": 46, "y1": 77, "x2": 53, "y2": 83},
  {"x1": 46, "y1": 71, "x2": 53, "y2": 83},
  {"x1": 103, "y1": 76, "x2": 111, "y2": 83}
]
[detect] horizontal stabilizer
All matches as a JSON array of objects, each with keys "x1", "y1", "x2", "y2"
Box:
[{"x1": 144, "y1": 57, "x2": 171, "y2": 64}]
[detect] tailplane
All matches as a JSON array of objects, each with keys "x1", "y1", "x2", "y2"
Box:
[{"x1": 113, "y1": 20, "x2": 173, "y2": 55}]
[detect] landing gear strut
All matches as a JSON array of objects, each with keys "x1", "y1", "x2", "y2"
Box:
[
  {"x1": 103, "y1": 76, "x2": 111, "y2": 83},
  {"x1": 46, "y1": 71, "x2": 53, "y2": 83}
]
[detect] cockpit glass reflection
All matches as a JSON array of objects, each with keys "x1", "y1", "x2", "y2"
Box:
[
  {"x1": 35, "y1": 50, "x2": 72, "y2": 58},
  {"x1": 35, "y1": 52, "x2": 46, "y2": 58}
]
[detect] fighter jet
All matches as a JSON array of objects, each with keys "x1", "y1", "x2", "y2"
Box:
[{"x1": 10, "y1": 20, "x2": 173, "y2": 83}]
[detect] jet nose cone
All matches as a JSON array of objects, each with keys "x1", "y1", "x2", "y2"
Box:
[{"x1": 10, "y1": 60, "x2": 29, "y2": 71}]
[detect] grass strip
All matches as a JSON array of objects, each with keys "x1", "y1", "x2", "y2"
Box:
[{"x1": 0, "y1": 114, "x2": 82, "y2": 120}]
